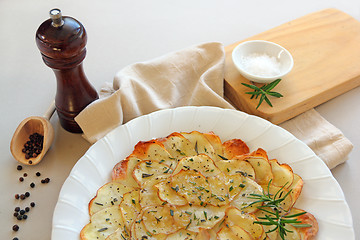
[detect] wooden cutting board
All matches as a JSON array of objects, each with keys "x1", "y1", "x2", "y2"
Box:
[{"x1": 224, "y1": 8, "x2": 360, "y2": 124}]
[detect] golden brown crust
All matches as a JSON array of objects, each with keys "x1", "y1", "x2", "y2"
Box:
[
  {"x1": 222, "y1": 139, "x2": 249, "y2": 159},
  {"x1": 111, "y1": 159, "x2": 129, "y2": 181},
  {"x1": 132, "y1": 139, "x2": 165, "y2": 158},
  {"x1": 296, "y1": 210, "x2": 319, "y2": 240}
]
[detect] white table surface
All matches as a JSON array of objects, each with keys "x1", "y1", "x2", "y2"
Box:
[{"x1": 1, "y1": 0, "x2": 359, "y2": 239}]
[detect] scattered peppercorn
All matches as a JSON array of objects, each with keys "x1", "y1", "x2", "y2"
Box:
[
  {"x1": 19, "y1": 177, "x2": 24, "y2": 182},
  {"x1": 12, "y1": 225, "x2": 19, "y2": 231},
  {"x1": 30, "y1": 182, "x2": 35, "y2": 188},
  {"x1": 25, "y1": 192, "x2": 30, "y2": 197},
  {"x1": 13, "y1": 212, "x2": 19, "y2": 217},
  {"x1": 25, "y1": 207, "x2": 30, "y2": 212},
  {"x1": 15, "y1": 194, "x2": 19, "y2": 199},
  {"x1": 22, "y1": 214, "x2": 28, "y2": 220},
  {"x1": 15, "y1": 207, "x2": 20, "y2": 212},
  {"x1": 30, "y1": 202, "x2": 35, "y2": 207},
  {"x1": 17, "y1": 165, "x2": 22, "y2": 171},
  {"x1": 16, "y1": 215, "x2": 22, "y2": 221},
  {"x1": 29, "y1": 160, "x2": 33, "y2": 164},
  {"x1": 23, "y1": 173, "x2": 27, "y2": 177},
  {"x1": 20, "y1": 194, "x2": 25, "y2": 200},
  {"x1": 13, "y1": 237, "x2": 19, "y2": 240},
  {"x1": 36, "y1": 172, "x2": 41, "y2": 177}
]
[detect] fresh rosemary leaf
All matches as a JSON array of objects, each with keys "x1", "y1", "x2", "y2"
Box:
[
  {"x1": 241, "y1": 79, "x2": 283, "y2": 109},
  {"x1": 246, "y1": 179, "x2": 312, "y2": 240}
]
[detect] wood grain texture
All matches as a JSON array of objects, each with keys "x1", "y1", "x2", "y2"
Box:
[{"x1": 224, "y1": 8, "x2": 360, "y2": 124}]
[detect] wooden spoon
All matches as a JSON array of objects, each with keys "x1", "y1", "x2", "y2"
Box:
[{"x1": 10, "y1": 101, "x2": 56, "y2": 165}]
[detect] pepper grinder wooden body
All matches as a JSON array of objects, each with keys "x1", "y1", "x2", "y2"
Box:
[{"x1": 36, "y1": 9, "x2": 98, "y2": 133}]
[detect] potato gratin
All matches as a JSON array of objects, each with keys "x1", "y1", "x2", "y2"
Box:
[{"x1": 80, "y1": 131, "x2": 318, "y2": 240}]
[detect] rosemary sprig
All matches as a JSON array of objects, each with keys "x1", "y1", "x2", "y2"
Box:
[
  {"x1": 246, "y1": 180, "x2": 312, "y2": 240},
  {"x1": 241, "y1": 79, "x2": 283, "y2": 109}
]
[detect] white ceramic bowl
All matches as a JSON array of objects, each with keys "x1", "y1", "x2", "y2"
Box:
[{"x1": 232, "y1": 40, "x2": 294, "y2": 83}]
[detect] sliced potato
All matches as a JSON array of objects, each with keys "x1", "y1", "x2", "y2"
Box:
[
  {"x1": 215, "y1": 159, "x2": 255, "y2": 181},
  {"x1": 165, "y1": 229, "x2": 198, "y2": 240},
  {"x1": 132, "y1": 212, "x2": 167, "y2": 240},
  {"x1": 105, "y1": 228, "x2": 130, "y2": 240},
  {"x1": 172, "y1": 154, "x2": 222, "y2": 177},
  {"x1": 158, "y1": 132, "x2": 197, "y2": 159},
  {"x1": 287, "y1": 208, "x2": 318, "y2": 240},
  {"x1": 112, "y1": 155, "x2": 141, "y2": 187},
  {"x1": 139, "y1": 176, "x2": 167, "y2": 208},
  {"x1": 203, "y1": 131, "x2": 224, "y2": 161},
  {"x1": 231, "y1": 225, "x2": 254, "y2": 240},
  {"x1": 173, "y1": 205, "x2": 227, "y2": 233},
  {"x1": 217, "y1": 225, "x2": 240, "y2": 240},
  {"x1": 207, "y1": 173, "x2": 230, "y2": 206},
  {"x1": 142, "y1": 205, "x2": 180, "y2": 235},
  {"x1": 80, "y1": 205, "x2": 126, "y2": 240},
  {"x1": 288, "y1": 173, "x2": 304, "y2": 208},
  {"x1": 249, "y1": 148, "x2": 268, "y2": 159},
  {"x1": 270, "y1": 159, "x2": 294, "y2": 187},
  {"x1": 170, "y1": 170, "x2": 211, "y2": 206},
  {"x1": 155, "y1": 180, "x2": 188, "y2": 206},
  {"x1": 222, "y1": 139, "x2": 249, "y2": 159},
  {"x1": 260, "y1": 184, "x2": 293, "y2": 212},
  {"x1": 181, "y1": 131, "x2": 217, "y2": 160},
  {"x1": 217, "y1": 225, "x2": 254, "y2": 240},
  {"x1": 225, "y1": 207, "x2": 265, "y2": 240},
  {"x1": 196, "y1": 228, "x2": 211, "y2": 240},
  {"x1": 131, "y1": 139, "x2": 178, "y2": 168},
  {"x1": 230, "y1": 177, "x2": 263, "y2": 213},
  {"x1": 245, "y1": 156, "x2": 273, "y2": 185},
  {"x1": 120, "y1": 189, "x2": 141, "y2": 230},
  {"x1": 89, "y1": 181, "x2": 134, "y2": 215},
  {"x1": 132, "y1": 160, "x2": 172, "y2": 186}
]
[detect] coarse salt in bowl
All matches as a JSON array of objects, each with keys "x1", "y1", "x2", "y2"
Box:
[{"x1": 232, "y1": 40, "x2": 293, "y2": 83}]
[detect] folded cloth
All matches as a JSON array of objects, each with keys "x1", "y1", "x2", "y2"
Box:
[
  {"x1": 75, "y1": 42, "x2": 353, "y2": 169},
  {"x1": 280, "y1": 109, "x2": 353, "y2": 169}
]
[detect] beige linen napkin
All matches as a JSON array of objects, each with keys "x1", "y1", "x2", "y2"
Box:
[{"x1": 75, "y1": 42, "x2": 352, "y2": 169}]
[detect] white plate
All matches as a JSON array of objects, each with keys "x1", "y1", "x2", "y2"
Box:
[{"x1": 51, "y1": 106, "x2": 354, "y2": 240}]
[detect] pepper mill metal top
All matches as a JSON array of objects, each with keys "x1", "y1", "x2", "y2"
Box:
[
  {"x1": 49, "y1": 8, "x2": 64, "y2": 27},
  {"x1": 35, "y1": 9, "x2": 98, "y2": 133}
]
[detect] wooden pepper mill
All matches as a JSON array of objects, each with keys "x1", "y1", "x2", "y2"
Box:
[{"x1": 36, "y1": 9, "x2": 98, "y2": 133}]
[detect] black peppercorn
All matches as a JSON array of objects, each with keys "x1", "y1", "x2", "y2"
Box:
[
  {"x1": 25, "y1": 207, "x2": 30, "y2": 212},
  {"x1": 30, "y1": 202, "x2": 35, "y2": 207},
  {"x1": 36, "y1": 172, "x2": 41, "y2": 177},
  {"x1": 13, "y1": 237, "x2": 19, "y2": 240},
  {"x1": 25, "y1": 192, "x2": 30, "y2": 197},
  {"x1": 15, "y1": 194, "x2": 19, "y2": 199},
  {"x1": 22, "y1": 214, "x2": 28, "y2": 220},
  {"x1": 16, "y1": 215, "x2": 22, "y2": 220},
  {"x1": 19, "y1": 210, "x2": 25, "y2": 215},
  {"x1": 12, "y1": 225, "x2": 19, "y2": 231},
  {"x1": 20, "y1": 194, "x2": 25, "y2": 200},
  {"x1": 19, "y1": 177, "x2": 24, "y2": 182},
  {"x1": 17, "y1": 165, "x2": 22, "y2": 171},
  {"x1": 15, "y1": 207, "x2": 20, "y2": 212},
  {"x1": 30, "y1": 182, "x2": 35, "y2": 188}
]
